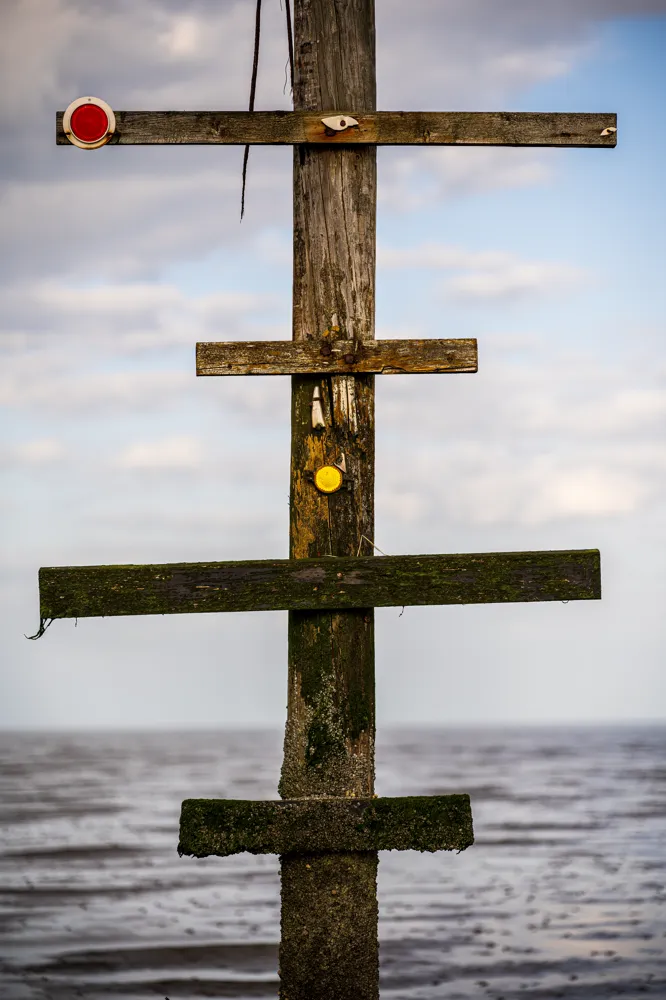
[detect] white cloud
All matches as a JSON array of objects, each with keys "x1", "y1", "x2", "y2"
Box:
[
  {"x1": 377, "y1": 0, "x2": 666, "y2": 109},
  {"x1": 28, "y1": 280, "x2": 272, "y2": 345},
  {"x1": 379, "y1": 147, "x2": 551, "y2": 208},
  {"x1": 379, "y1": 443, "x2": 652, "y2": 526},
  {"x1": 534, "y1": 465, "x2": 647, "y2": 519},
  {"x1": 519, "y1": 388, "x2": 666, "y2": 435},
  {"x1": 378, "y1": 10, "x2": 586, "y2": 110},
  {"x1": 0, "y1": 333, "x2": 290, "y2": 422},
  {"x1": 379, "y1": 242, "x2": 586, "y2": 301},
  {"x1": 379, "y1": 357, "x2": 666, "y2": 444},
  {"x1": 447, "y1": 260, "x2": 584, "y2": 300},
  {"x1": 489, "y1": 46, "x2": 574, "y2": 81},
  {"x1": 373, "y1": 345, "x2": 666, "y2": 528},
  {"x1": 376, "y1": 491, "x2": 427, "y2": 525},
  {"x1": 3, "y1": 438, "x2": 67, "y2": 466},
  {"x1": 0, "y1": 1, "x2": 284, "y2": 127},
  {"x1": 160, "y1": 15, "x2": 202, "y2": 59},
  {"x1": 0, "y1": 0, "x2": 80, "y2": 127},
  {"x1": 0, "y1": 276, "x2": 284, "y2": 383},
  {"x1": 0, "y1": 164, "x2": 290, "y2": 285},
  {"x1": 116, "y1": 433, "x2": 204, "y2": 470},
  {"x1": 0, "y1": 366, "x2": 190, "y2": 411},
  {"x1": 380, "y1": 244, "x2": 494, "y2": 268}
]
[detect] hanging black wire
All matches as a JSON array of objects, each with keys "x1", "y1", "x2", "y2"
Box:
[
  {"x1": 285, "y1": 0, "x2": 294, "y2": 93},
  {"x1": 240, "y1": 0, "x2": 294, "y2": 220},
  {"x1": 25, "y1": 618, "x2": 53, "y2": 640},
  {"x1": 240, "y1": 0, "x2": 263, "y2": 220}
]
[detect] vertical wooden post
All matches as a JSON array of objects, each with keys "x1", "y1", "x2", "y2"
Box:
[{"x1": 278, "y1": 0, "x2": 379, "y2": 996}]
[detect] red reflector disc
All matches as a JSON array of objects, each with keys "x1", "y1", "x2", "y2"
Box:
[{"x1": 70, "y1": 103, "x2": 109, "y2": 143}]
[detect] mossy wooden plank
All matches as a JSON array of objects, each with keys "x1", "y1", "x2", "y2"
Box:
[
  {"x1": 56, "y1": 110, "x2": 617, "y2": 148},
  {"x1": 39, "y1": 549, "x2": 601, "y2": 620},
  {"x1": 178, "y1": 795, "x2": 474, "y2": 857},
  {"x1": 196, "y1": 338, "x2": 478, "y2": 375}
]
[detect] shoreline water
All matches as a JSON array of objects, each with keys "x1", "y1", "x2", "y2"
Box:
[{"x1": 1, "y1": 724, "x2": 664, "y2": 999}]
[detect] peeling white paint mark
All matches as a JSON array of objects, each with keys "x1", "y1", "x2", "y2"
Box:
[
  {"x1": 333, "y1": 376, "x2": 358, "y2": 434},
  {"x1": 321, "y1": 115, "x2": 359, "y2": 132},
  {"x1": 311, "y1": 385, "x2": 326, "y2": 429}
]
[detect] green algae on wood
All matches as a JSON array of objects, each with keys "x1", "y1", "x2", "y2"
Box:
[
  {"x1": 39, "y1": 548, "x2": 601, "y2": 621},
  {"x1": 178, "y1": 795, "x2": 474, "y2": 858},
  {"x1": 279, "y1": 851, "x2": 379, "y2": 1000}
]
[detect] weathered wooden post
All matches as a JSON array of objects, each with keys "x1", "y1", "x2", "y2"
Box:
[
  {"x1": 41, "y1": 2, "x2": 615, "y2": 996},
  {"x1": 279, "y1": 2, "x2": 380, "y2": 993}
]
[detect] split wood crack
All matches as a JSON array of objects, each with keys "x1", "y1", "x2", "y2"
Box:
[{"x1": 45, "y1": 3, "x2": 614, "y2": 997}]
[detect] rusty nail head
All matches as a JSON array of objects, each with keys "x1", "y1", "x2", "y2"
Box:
[{"x1": 344, "y1": 353, "x2": 355, "y2": 364}]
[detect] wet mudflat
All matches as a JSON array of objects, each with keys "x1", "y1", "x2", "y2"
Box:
[{"x1": 0, "y1": 724, "x2": 664, "y2": 999}]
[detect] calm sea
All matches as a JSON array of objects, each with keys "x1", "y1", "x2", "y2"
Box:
[{"x1": 0, "y1": 725, "x2": 664, "y2": 999}]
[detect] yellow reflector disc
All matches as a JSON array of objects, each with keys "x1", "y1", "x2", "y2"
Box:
[{"x1": 314, "y1": 465, "x2": 343, "y2": 494}]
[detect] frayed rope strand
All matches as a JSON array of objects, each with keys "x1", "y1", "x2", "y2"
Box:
[
  {"x1": 240, "y1": 0, "x2": 262, "y2": 220},
  {"x1": 356, "y1": 534, "x2": 389, "y2": 558},
  {"x1": 25, "y1": 618, "x2": 54, "y2": 641},
  {"x1": 355, "y1": 536, "x2": 405, "y2": 616}
]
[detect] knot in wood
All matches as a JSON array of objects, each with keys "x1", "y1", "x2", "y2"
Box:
[
  {"x1": 320, "y1": 342, "x2": 332, "y2": 356},
  {"x1": 343, "y1": 353, "x2": 355, "y2": 364}
]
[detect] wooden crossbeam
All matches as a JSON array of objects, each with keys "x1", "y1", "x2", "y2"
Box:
[
  {"x1": 178, "y1": 795, "x2": 474, "y2": 858},
  {"x1": 197, "y1": 338, "x2": 477, "y2": 376},
  {"x1": 56, "y1": 110, "x2": 617, "y2": 148},
  {"x1": 39, "y1": 549, "x2": 600, "y2": 621}
]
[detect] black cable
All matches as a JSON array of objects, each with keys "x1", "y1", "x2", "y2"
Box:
[
  {"x1": 285, "y1": 0, "x2": 294, "y2": 93},
  {"x1": 25, "y1": 618, "x2": 53, "y2": 640},
  {"x1": 241, "y1": 0, "x2": 262, "y2": 220}
]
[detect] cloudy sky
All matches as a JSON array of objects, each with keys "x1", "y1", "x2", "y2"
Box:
[{"x1": 1, "y1": 0, "x2": 665, "y2": 729}]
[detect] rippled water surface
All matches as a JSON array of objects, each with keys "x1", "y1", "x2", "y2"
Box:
[{"x1": 1, "y1": 725, "x2": 664, "y2": 999}]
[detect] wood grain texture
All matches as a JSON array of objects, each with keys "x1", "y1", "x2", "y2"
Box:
[
  {"x1": 39, "y1": 549, "x2": 601, "y2": 620},
  {"x1": 196, "y1": 338, "x2": 478, "y2": 375},
  {"x1": 56, "y1": 111, "x2": 618, "y2": 147},
  {"x1": 178, "y1": 795, "x2": 474, "y2": 857},
  {"x1": 282, "y1": 5, "x2": 379, "y2": 995}
]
